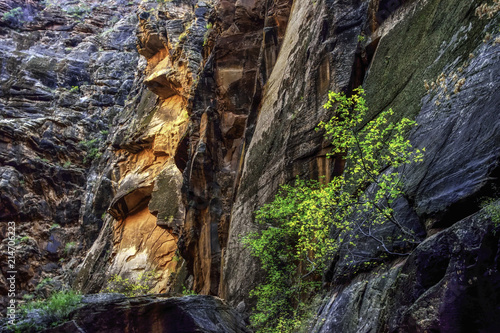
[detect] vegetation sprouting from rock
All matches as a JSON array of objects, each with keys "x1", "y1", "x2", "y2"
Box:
[
  {"x1": 243, "y1": 87, "x2": 424, "y2": 332},
  {"x1": 8, "y1": 290, "x2": 82, "y2": 332},
  {"x1": 103, "y1": 271, "x2": 155, "y2": 297}
]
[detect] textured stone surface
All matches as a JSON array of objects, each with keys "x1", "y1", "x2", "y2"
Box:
[
  {"x1": 309, "y1": 204, "x2": 500, "y2": 332},
  {"x1": 0, "y1": 0, "x2": 140, "y2": 313},
  {"x1": 73, "y1": 0, "x2": 203, "y2": 295},
  {"x1": 1, "y1": 0, "x2": 500, "y2": 331},
  {"x1": 177, "y1": 0, "x2": 292, "y2": 297},
  {"x1": 44, "y1": 295, "x2": 251, "y2": 333},
  {"x1": 222, "y1": 0, "x2": 368, "y2": 307},
  {"x1": 324, "y1": 0, "x2": 500, "y2": 284},
  {"x1": 307, "y1": 0, "x2": 500, "y2": 330}
]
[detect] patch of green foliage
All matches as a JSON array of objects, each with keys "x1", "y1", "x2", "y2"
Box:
[
  {"x1": 69, "y1": 86, "x2": 79, "y2": 93},
  {"x1": 481, "y1": 198, "x2": 500, "y2": 233},
  {"x1": 182, "y1": 286, "x2": 196, "y2": 296},
  {"x1": 64, "y1": 241, "x2": 76, "y2": 255},
  {"x1": 35, "y1": 277, "x2": 53, "y2": 291},
  {"x1": 49, "y1": 223, "x2": 60, "y2": 230},
  {"x1": 203, "y1": 22, "x2": 214, "y2": 46},
  {"x1": 12, "y1": 290, "x2": 82, "y2": 332},
  {"x1": 103, "y1": 271, "x2": 155, "y2": 297},
  {"x1": 243, "y1": 87, "x2": 424, "y2": 332},
  {"x1": 79, "y1": 138, "x2": 103, "y2": 163},
  {"x1": 14, "y1": 236, "x2": 27, "y2": 245},
  {"x1": 64, "y1": 5, "x2": 91, "y2": 19},
  {"x1": 2, "y1": 7, "x2": 23, "y2": 23}
]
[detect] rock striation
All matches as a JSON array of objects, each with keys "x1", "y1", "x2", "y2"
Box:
[
  {"x1": 43, "y1": 294, "x2": 250, "y2": 333},
  {"x1": 1, "y1": 0, "x2": 499, "y2": 331},
  {"x1": 0, "y1": 0, "x2": 140, "y2": 312}
]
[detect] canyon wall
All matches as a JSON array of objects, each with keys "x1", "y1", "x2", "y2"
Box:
[
  {"x1": 1, "y1": 0, "x2": 499, "y2": 331},
  {"x1": 0, "y1": 0, "x2": 142, "y2": 311}
]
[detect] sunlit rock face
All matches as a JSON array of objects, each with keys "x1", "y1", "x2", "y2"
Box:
[
  {"x1": 176, "y1": 0, "x2": 293, "y2": 298},
  {"x1": 2, "y1": 0, "x2": 499, "y2": 331},
  {"x1": 74, "y1": 0, "x2": 200, "y2": 295}
]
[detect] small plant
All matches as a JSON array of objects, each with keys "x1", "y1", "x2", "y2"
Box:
[
  {"x1": 203, "y1": 22, "x2": 214, "y2": 46},
  {"x1": 357, "y1": 34, "x2": 365, "y2": 42},
  {"x1": 15, "y1": 290, "x2": 82, "y2": 331},
  {"x1": 35, "y1": 277, "x2": 53, "y2": 291},
  {"x1": 482, "y1": 199, "x2": 500, "y2": 232},
  {"x1": 79, "y1": 138, "x2": 102, "y2": 163},
  {"x1": 182, "y1": 286, "x2": 196, "y2": 296},
  {"x1": 69, "y1": 86, "x2": 79, "y2": 93},
  {"x1": 2, "y1": 7, "x2": 23, "y2": 24},
  {"x1": 64, "y1": 5, "x2": 91, "y2": 19},
  {"x1": 64, "y1": 242, "x2": 77, "y2": 255},
  {"x1": 103, "y1": 271, "x2": 155, "y2": 297},
  {"x1": 87, "y1": 148, "x2": 103, "y2": 163},
  {"x1": 20, "y1": 236, "x2": 30, "y2": 243},
  {"x1": 50, "y1": 223, "x2": 60, "y2": 230},
  {"x1": 63, "y1": 161, "x2": 71, "y2": 168},
  {"x1": 100, "y1": 129, "x2": 109, "y2": 135}
]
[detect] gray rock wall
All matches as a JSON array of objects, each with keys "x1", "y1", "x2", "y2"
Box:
[
  {"x1": 222, "y1": 0, "x2": 500, "y2": 329},
  {"x1": 0, "y1": 0, "x2": 140, "y2": 313}
]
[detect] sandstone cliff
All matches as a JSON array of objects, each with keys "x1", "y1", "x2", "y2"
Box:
[{"x1": 1, "y1": 0, "x2": 499, "y2": 332}]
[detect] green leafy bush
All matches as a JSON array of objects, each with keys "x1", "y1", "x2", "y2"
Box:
[
  {"x1": 481, "y1": 198, "x2": 500, "y2": 232},
  {"x1": 13, "y1": 290, "x2": 82, "y2": 332},
  {"x1": 244, "y1": 87, "x2": 424, "y2": 332},
  {"x1": 2, "y1": 7, "x2": 23, "y2": 24},
  {"x1": 182, "y1": 286, "x2": 196, "y2": 295},
  {"x1": 79, "y1": 138, "x2": 103, "y2": 163},
  {"x1": 103, "y1": 271, "x2": 155, "y2": 297}
]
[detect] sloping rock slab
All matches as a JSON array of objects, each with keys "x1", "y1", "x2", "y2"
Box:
[{"x1": 44, "y1": 295, "x2": 250, "y2": 333}]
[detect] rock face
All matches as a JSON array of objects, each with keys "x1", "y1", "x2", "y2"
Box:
[
  {"x1": 221, "y1": 0, "x2": 369, "y2": 306},
  {"x1": 42, "y1": 294, "x2": 250, "y2": 333},
  {"x1": 0, "y1": 0, "x2": 140, "y2": 312},
  {"x1": 73, "y1": 0, "x2": 203, "y2": 294},
  {"x1": 177, "y1": 0, "x2": 292, "y2": 297},
  {"x1": 218, "y1": 0, "x2": 500, "y2": 329},
  {"x1": 1, "y1": 0, "x2": 500, "y2": 331},
  {"x1": 311, "y1": 204, "x2": 500, "y2": 332}
]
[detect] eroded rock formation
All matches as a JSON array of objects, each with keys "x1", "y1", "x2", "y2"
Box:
[
  {"x1": 1, "y1": 0, "x2": 500, "y2": 331},
  {"x1": 0, "y1": 0, "x2": 140, "y2": 312},
  {"x1": 45, "y1": 294, "x2": 250, "y2": 333}
]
